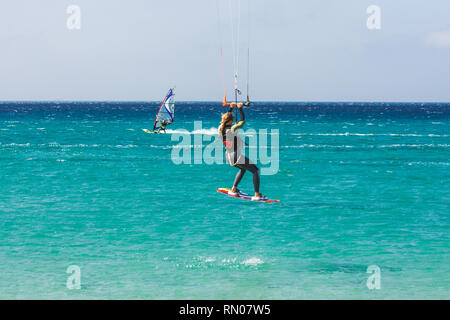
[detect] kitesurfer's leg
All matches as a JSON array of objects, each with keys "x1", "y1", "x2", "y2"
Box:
[
  {"x1": 241, "y1": 157, "x2": 262, "y2": 198},
  {"x1": 244, "y1": 163, "x2": 260, "y2": 196},
  {"x1": 232, "y1": 158, "x2": 261, "y2": 197},
  {"x1": 231, "y1": 167, "x2": 246, "y2": 194}
]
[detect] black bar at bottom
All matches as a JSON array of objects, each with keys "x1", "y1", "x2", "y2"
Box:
[{"x1": 0, "y1": 300, "x2": 444, "y2": 318}]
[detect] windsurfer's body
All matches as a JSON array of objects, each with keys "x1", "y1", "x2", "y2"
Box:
[
  {"x1": 157, "y1": 120, "x2": 168, "y2": 133},
  {"x1": 219, "y1": 100, "x2": 265, "y2": 200}
]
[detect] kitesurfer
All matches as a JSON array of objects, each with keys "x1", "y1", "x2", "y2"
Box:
[{"x1": 218, "y1": 100, "x2": 265, "y2": 200}]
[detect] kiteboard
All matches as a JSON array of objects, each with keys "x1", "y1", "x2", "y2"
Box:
[{"x1": 217, "y1": 188, "x2": 280, "y2": 204}]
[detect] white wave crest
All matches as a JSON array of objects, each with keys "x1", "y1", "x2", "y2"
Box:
[
  {"x1": 165, "y1": 128, "x2": 219, "y2": 135},
  {"x1": 242, "y1": 258, "x2": 264, "y2": 266}
]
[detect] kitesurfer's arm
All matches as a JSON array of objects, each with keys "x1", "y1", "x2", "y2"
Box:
[{"x1": 231, "y1": 103, "x2": 245, "y2": 132}]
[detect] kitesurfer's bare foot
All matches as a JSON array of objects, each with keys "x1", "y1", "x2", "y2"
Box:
[
  {"x1": 229, "y1": 186, "x2": 240, "y2": 195},
  {"x1": 252, "y1": 192, "x2": 266, "y2": 200}
]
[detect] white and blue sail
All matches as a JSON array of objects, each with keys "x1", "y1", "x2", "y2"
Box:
[{"x1": 153, "y1": 88, "x2": 175, "y2": 131}]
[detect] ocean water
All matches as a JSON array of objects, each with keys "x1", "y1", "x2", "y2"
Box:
[{"x1": 0, "y1": 101, "x2": 449, "y2": 299}]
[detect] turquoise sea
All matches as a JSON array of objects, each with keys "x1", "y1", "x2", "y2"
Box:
[{"x1": 0, "y1": 101, "x2": 449, "y2": 299}]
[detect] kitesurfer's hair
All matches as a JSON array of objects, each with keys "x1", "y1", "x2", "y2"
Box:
[{"x1": 218, "y1": 112, "x2": 233, "y2": 137}]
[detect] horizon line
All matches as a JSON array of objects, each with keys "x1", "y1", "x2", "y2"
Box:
[{"x1": 1, "y1": 100, "x2": 450, "y2": 104}]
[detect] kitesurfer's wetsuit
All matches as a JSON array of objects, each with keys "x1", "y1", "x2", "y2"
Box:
[{"x1": 221, "y1": 108, "x2": 260, "y2": 193}]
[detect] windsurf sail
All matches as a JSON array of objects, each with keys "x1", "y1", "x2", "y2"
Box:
[{"x1": 153, "y1": 88, "x2": 175, "y2": 131}]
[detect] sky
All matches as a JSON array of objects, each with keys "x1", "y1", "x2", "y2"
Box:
[{"x1": 0, "y1": 0, "x2": 449, "y2": 102}]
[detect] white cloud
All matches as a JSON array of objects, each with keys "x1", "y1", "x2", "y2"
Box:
[{"x1": 427, "y1": 30, "x2": 450, "y2": 48}]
